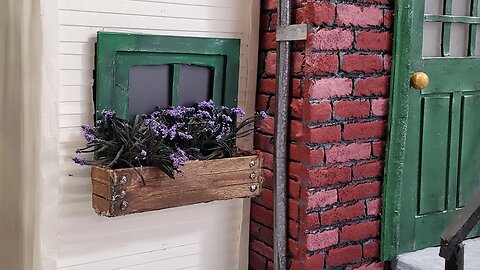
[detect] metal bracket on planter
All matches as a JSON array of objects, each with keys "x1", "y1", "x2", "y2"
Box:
[{"x1": 276, "y1": 24, "x2": 308, "y2": 41}]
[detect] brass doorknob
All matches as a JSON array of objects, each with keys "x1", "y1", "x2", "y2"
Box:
[{"x1": 410, "y1": 72, "x2": 429, "y2": 90}]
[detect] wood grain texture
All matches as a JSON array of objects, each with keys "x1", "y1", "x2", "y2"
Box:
[{"x1": 92, "y1": 155, "x2": 262, "y2": 217}]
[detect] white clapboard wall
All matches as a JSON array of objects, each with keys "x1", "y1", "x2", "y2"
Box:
[{"x1": 56, "y1": 0, "x2": 259, "y2": 269}]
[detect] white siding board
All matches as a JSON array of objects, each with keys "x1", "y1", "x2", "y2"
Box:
[{"x1": 57, "y1": 0, "x2": 258, "y2": 269}]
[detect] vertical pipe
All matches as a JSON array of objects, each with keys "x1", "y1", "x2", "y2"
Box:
[{"x1": 274, "y1": 0, "x2": 291, "y2": 269}]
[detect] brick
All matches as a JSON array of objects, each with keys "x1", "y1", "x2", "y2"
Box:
[
  {"x1": 321, "y1": 202, "x2": 365, "y2": 225},
  {"x1": 371, "y1": 98, "x2": 389, "y2": 116},
  {"x1": 384, "y1": 55, "x2": 392, "y2": 72},
  {"x1": 304, "y1": 253, "x2": 325, "y2": 269},
  {"x1": 307, "y1": 78, "x2": 352, "y2": 99},
  {"x1": 288, "y1": 238, "x2": 299, "y2": 256},
  {"x1": 333, "y1": 100, "x2": 370, "y2": 120},
  {"x1": 255, "y1": 133, "x2": 273, "y2": 153},
  {"x1": 338, "y1": 181, "x2": 381, "y2": 202},
  {"x1": 309, "y1": 2, "x2": 336, "y2": 25},
  {"x1": 294, "y1": 6, "x2": 308, "y2": 24},
  {"x1": 262, "y1": 169, "x2": 273, "y2": 189},
  {"x1": 342, "y1": 54, "x2": 383, "y2": 73},
  {"x1": 305, "y1": 213, "x2": 320, "y2": 230},
  {"x1": 363, "y1": 240, "x2": 380, "y2": 258},
  {"x1": 290, "y1": 120, "x2": 306, "y2": 140},
  {"x1": 384, "y1": 10, "x2": 394, "y2": 28},
  {"x1": 353, "y1": 161, "x2": 385, "y2": 179},
  {"x1": 307, "y1": 189, "x2": 338, "y2": 210},
  {"x1": 326, "y1": 245, "x2": 363, "y2": 266},
  {"x1": 251, "y1": 203, "x2": 273, "y2": 228},
  {"x1": 289, "y1": 162, "x2": 309, "y2": 180},
  {"x1": 265, "y1": 52, "x2": 276, "y2": 75},
  {"x1": 367, "y1": 198, "x2": 382, "y2": 216},
  {"x1": 289, "y1": 199, "x2": 299, "y2": 220},
  {"x1": 356, "y1": 31, "x2": 392, "y2": 51},
  {"x1": 337, "y1": 4, "x2": 383, "y2": 27},
  {"x1": 372, "y1": 141, "x2": 386, "y2": 157},
  {"x1": 304, "y1": 102, "x2": 332, "y2": 123},
  {"x1": 256, "y1": 116, "x2": 274, "y2": 135},
  {"x1": 306, "y1": 229, "x2": 339, "y2": 251},
  {"x1": 259, "y1": 78, "x2": 276, "y2": 94},
  {"x1": 340, "y1": 221, "x2": 380, "y2": 241},
  {"x1": 260, "y1": 32, "x2": 276, "y2": 50},
  {"x1": 251, "y1": 222, "x2": 274, "y2": 247},
  {"x1": 348, "y1": 262, "x2": 385, "y2": 270},
  {"x1": 249, "y1": 251, "x2": 268, "y2": 270},
  {"x1": 289, "y1": 179, "x2": 301, "y2": 199},
  {"x1": 261, "y1": 151, "x2": 273, "y2": 170},
  {"x1": 290, "y1": 144, "x2": 325, "y2": 165},
  {"x1": 308, "y1": 125, "x2": 342, "y2": 144},
  {"x1": 292, "y1": 78, "x2": 302, "y2": 97},
  {"x1": 355, "y1": 76, "x2": 390, "y2": 96},
  {"x1": 289, "y1": 219, "x2": 299, "y2": 239},
  {"x1": 344, "y1": 121, "x2": 387, "y2": 140},
  {"x1": 326, "y1": 142, "x2": 371, "y2": 163},
  {"x1": 259, "y1": 188, "x2": 274, "y2": 209},
  {"x1": 309, "y1": 29, "x2": 354, "y2": 50},
  {"x1": 252, "y1": 239, "x2": 273, "y2": 259},
  {"x1": 305, "y1": 53, "x2": 339, "y2": 75},
  {"x1": 290, "y1": 98, "x2": 303, "y2": 118},
  {"x1": 256, "y1": 94, "x2": 269, "y2": 112},
  {"x1": 309, "y1": 166, "x2": 352, "y2": 187},
  {"x1": 263, "y1": 0, "x2": 277, "y2": 10}
]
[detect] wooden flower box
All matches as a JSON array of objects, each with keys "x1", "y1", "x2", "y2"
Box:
[{"x1": 91, "y1": 155, "x2": 263, "y2": 217}]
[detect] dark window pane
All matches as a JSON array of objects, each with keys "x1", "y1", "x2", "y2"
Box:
[
  {"x1": 128, "y1": 65, "x2": 171, "y2": 118},
  {"x1": 177, "y1": 65, "x2": 213, "y2": 106}
]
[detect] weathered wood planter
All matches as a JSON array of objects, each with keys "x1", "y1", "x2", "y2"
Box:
[{"x1": 91, "y1": 155, "x2": 263, "y2": 217}]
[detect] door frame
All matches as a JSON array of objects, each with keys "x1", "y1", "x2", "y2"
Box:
[{"x1": 381, "y1": 0, "x2": 421, "y2": 260}]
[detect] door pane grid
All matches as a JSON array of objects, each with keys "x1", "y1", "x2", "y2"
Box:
[
  {"x1": 442, "y1": 0, "x2": 453, "y2": 56},
  {"x1": 424, "y1": 0, "x2": 480, "y2": 57},
  {"x1": 469, "y1": 0, "x2": 479, "y2": 55}
]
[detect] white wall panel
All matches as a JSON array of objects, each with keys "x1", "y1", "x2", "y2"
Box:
[{"x1": 56, "y1": 0, "x2": 259, "y2": 269}]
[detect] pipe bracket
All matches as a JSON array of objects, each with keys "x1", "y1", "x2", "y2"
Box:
[{"x1": 276, "y1": 24, "x2": 308, "y2": 41}]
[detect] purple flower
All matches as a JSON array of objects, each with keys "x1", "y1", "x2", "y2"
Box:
[
  {"x1": 197, "y1": 110, "x2": 211, "y2": 118},
  {"x1": 140, "y1": 150, "x2": 147, "y2": 156},
  {"x1": 170, "y1": 149, "x2": 189, "y2": 169},
  {"x1": 260, "y1": 111, "x2": 268, "y2": 119},
  {"x1": 72, "y1": 157, "x2": 86, "y2": 165},
  {"x1": 81, "y1": 124, "x2": 96, "y2": 143},
  {"x1": 198, "y1": 100, "x2": 215, "y2": 110},
  {"x1": 178, "y1": 132, "x2": 193, "y2": 140},
  {"x1": 221, "y1": 114, "x2": 233, "y2": 123},
  {"x1": 216, "y1": 134, "x2": 223, "y2": 142},
  {"x1": 232, "y1": 107, "x2": 245, "y2": 118},
  {"x1": 101, "y1": 109, "x2": 116, "y2": 119}
]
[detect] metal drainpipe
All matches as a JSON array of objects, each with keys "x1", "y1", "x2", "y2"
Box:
[{"x1": 274, "y1": 1, "x2": 306, "y2": 269}]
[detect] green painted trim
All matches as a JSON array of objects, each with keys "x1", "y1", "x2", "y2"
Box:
[
  {"x1": 381, "y1": 0, "x2": 422, "y2": 260},
  {"x1": 95, "y1": 32, "x2": 240, "y2": 119},
  {"x1": 424, "y1": 15, "x2": 480, "y2": 24},
  {"x1": 442, "y1": 0, "x2": 453, "y2": 56},
  {"x1": 171, "y1": 64, "x2": 180, "y2": 106},
  {"x1": 469, "y1": 0, "x2": 479, "y2": 55}
]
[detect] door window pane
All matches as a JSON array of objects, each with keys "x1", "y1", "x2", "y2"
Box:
[
  {"x1": 423, "y1": 22, "x2": 443, "y2": 57},
  {"x1": 452, "y1": 0, "x2": 471, "y2": 16},
  {"x1": 450, "y1": 23, "x2": 469, "y2": 56},
  {"x1": 425, "y1": 0, "x2": 444, "y2": 14},
  {"x1": 476, "y1": 26, "x2": 480, "y2": 56},
  {"x1": 129, "y1": 65, "x2": 171, "y2": 117},
  {"x1": 177, "y1": 65, "x2": 213, "y2": 107}
]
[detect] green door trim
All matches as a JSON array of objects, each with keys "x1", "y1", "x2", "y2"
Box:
[{"x1": 381, "y1": 0, "x2": 418, "y2": 260}]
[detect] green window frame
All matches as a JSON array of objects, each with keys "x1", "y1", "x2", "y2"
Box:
[{"x1": 95, "y1": 32, "x2": 241, "y2": 119}]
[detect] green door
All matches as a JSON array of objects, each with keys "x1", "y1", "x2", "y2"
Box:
[{"x1": 382, "y1": 0, "x2": 480, "y2": 259}]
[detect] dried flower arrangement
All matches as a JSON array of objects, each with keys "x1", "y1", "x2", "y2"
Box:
[{"x1": 73, "y1": 101, "x2": 266, "y2": 177}]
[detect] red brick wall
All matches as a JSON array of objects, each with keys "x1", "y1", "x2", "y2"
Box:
[{"x1": 250, "y1": 0, "x2": 394, "y2": 269}]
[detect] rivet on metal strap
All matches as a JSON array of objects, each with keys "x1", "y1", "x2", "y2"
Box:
[
  {"x1": 249, "y1": 160, "x2": 256, "y2": 168},
  {"x1": 250, "y1": 172, "x2": 256, "y2": 180},
  {"x1": 250, "y1": 184, "x2": 258, "y2": 192},
  {"x1": 121, "y1": 201, "x2": 129, "y2": 211},
  {"x1": 119, "y1": 190, "x2": 127, "y2": 199}
]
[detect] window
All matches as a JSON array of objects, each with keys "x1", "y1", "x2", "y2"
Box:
[{"x1": 95, "y1": 32, "x2": 240, "y2": 119}]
